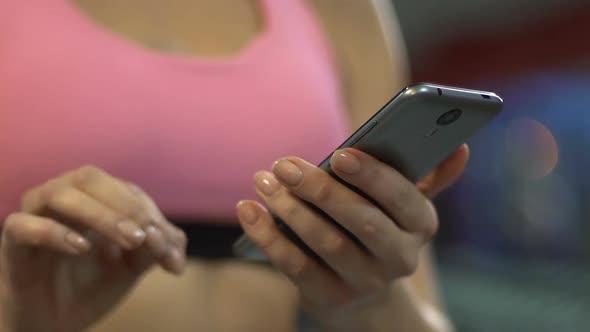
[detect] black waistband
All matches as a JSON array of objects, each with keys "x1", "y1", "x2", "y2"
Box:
[{"x1": 173, "y1": 222, "x2": 243, "y2": 260}]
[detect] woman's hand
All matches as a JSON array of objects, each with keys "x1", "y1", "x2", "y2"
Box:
[
  {"x1": 0, "y1": 166, "x2": 187, "y2": 332},
  {"x1": 237, "y1": 145, "x2": 469, "y2": 331}
]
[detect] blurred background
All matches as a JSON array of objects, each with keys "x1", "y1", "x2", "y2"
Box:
[{"x1": 391, "y1": 0, "x2": 590, "y2": 330}]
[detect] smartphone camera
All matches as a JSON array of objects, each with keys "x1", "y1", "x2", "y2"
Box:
[{"x1": 437, "y1": 109, "x2": 462, "y2": 126}]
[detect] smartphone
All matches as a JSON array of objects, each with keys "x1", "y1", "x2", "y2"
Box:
[{"x1": 233, "y1": 83, "x2": 503, "y2": 262}]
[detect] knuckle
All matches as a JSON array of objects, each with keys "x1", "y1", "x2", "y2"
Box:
[
  {"x1": 357, "y1": 208, "x2": 382, "y2": 234},
  {"x1": 74, "y1": 165, "x2": 104, "y2": 187},
  {"x1": 281, "y1": 200, "x2": 300, "y2": 221},
  {"x1": 46, "y1": 184, "x2": 74, "y2": 208},
  {"x1": 391, "y1": 250, "x2": 418, "y2": 277},
  {"x1": 317, "y1": 233, "x2": 347, "y2": 257},
  {"x1": 127, "y1": 204, "x2": 151, "y2": 224},
  {"x1": 126, "y1": 181, "x2": 145, "y2": 195},
  {"x1": 77, "y1": 164, "x2": 102, "y2": 175},
  {"x1": 284, "y1": 254, "x2": 309, "y2": 282},
  {"x1": 256, "y1": 227, "x2": 280, "y2": 251},
  {"x1": 21, "y1": 178, "x2": 66, "y2": 212},
  {"x1": 390, "y1": 183, "x2": 414, "y2": 212},
  {"x1": 20, "y1": 187, "x2": 40, "y2": 211},
  {"x1": 123, "y1": 181, "x2": 149, "y2": 199},
  {"x1": 96, "y1": 211, "x2": 122, "y2": 228},
  {"x1": 115, "y1": 189, "x2": 153, "y2": 223},
  {"x1": 311, "y1": 181, "x2": 333, "y2": 204}
]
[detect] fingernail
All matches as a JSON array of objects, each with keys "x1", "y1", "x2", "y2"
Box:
[
  {"x1": 331, "y1": 150, "x2": 361, "y2": 174},
  {"x1": 65, "y1": 232, "x2": 91, "y2": 253},
  {"x1": 117, "y1": 220, "x2": 146, "y2": 247},
  {"x1": 254, "y1": 171, "x2": 281, "y2": 196},
  {"x1": 237, "y1": 200, "x2": 259, "y2": 225},
  {"x1": 272, "y1": 159, "x2": 303, "y2": 186}
]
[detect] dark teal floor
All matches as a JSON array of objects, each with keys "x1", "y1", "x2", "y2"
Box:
[{"x1": 438, "y1": 253, "x2": 590, "y2": 332}]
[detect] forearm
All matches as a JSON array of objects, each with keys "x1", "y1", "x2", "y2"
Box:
[{"x1": 0, "y1": 296, "x2": 13, "y2": 332}]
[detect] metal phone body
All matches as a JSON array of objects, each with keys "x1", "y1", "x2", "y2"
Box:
[{"x1": 233, "y1": 83, "x2": 503, "y2": 262}]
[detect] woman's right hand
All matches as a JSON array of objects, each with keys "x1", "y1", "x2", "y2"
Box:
[{"x1": 0, "y1": 166, "x2": 187, "y2": 332}]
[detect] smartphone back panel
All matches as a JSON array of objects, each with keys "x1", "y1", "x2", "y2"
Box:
[{"x1": 319, "y1": 83, "x2": 503, "y2": 182}]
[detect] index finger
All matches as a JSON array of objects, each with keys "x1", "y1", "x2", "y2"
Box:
[{"x1": 22, "y1": 166, "x2": 160, "y2": 228}]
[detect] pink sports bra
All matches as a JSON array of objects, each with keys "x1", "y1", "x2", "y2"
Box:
[{"x1": 0, "y1": 0, "x2": 349, "y2": 223}]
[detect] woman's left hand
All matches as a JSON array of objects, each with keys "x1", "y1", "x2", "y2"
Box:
[{"x1": 236, "y1": 145, "x2": 469, "y2": 331}]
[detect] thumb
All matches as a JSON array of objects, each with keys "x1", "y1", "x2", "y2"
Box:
[{"x1": 417, "y1": 144, "x2": 470, "y2": 198}]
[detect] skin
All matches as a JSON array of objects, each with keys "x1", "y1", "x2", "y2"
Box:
[
  {"x1": 0, "y1": 167, "x2": 188, "y2": 332},
  {"x1": 238, "y1": 147, "x2": 468, "y2": 331},
  {"x1": 0, "y1": 0, "x2": 469, "y2": 331}
]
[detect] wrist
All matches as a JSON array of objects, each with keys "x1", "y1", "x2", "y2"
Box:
[
  {"x1": 319, "y1": 282, "x2": 454, "y2": 332},
  {"x1": 320, "y1": 305, "x2": 453, "y2": 332}
]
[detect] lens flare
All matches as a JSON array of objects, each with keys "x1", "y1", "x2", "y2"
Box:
[{"x1": 505, "y1": 118, "x2": 559, "y2": 179}]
